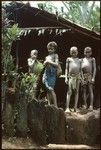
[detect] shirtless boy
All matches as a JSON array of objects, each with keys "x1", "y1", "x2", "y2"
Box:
[
  {"x1": 65, "y1": 46, "x2": 81, "y2": 112},
  {"x1": 81, "y1": 47, "x2": 96, "y2": 110}
]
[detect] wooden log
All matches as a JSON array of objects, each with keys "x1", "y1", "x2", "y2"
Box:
[
  {"x1": 3, "y1": 88, "x2": 16, "y2": 137},
  {"x1": 16, "y1": 94, "x2": 28, "y2": 137}
]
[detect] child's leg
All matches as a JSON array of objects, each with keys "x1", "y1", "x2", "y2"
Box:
[
  {"x1": 65, "y1": 83, "x2": 72, "y2": 112},
  {"x1": 47, "y1": 92, "x2": 51, "y2": 105},
  {"x1": 51, "y1": 90, "x2": 57, "y2": 107},
  {"x1": 74, "y1": 80, "x2": 80, "y2": 112},
  {"x1": 88, "y1": 84, "x2": 94, "y2": 110},
  {"x1": 49, "y1": 90, "x2": 57, "y2": 107},
  {"x1": 83, "y1": 85, "x2": 87, "y2": 108}
]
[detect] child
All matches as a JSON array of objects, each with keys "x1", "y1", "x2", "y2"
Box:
[
  {"x1": 81, "y1": 47, "x2": 96, "y2": 110},
  {"x1": 65, "y1": 46, "x2": 81, "y2": 112},
  {"x1": 28, "y1": 49, "x2": 38, "y2": 73},
  {"x1": 42, "y1": 41, "x2": 59, "y2": 107},
  {"x1": 27, "y1": 49, "x2": 44, "y2": 100}
]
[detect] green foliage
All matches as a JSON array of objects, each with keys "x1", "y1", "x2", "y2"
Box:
[
  {"x1": 2, "y1": 7, "x2": 22, "y2": 118},
  {"x1": 33, "y1": 62, "x2": 44, "y2": 75},
  {"x1": 7, "y1": 24, "x2": 21, "y2": 41},
  {"x1": 16, "y1": 73, "x2": 37, "y2": 99},
  {"x1": 2, "y1": 4, "x2": 22, "y2": 76},
  {"x1": 37, "y1": 2, "x2": 57, "y2": 13},
  {"x1": 20, "y1": 73, "x2": 36, "y2": 90},
  {"x1": 2, "y1": 51, "x2": 15, "y2": 75},
  {"x1": 62, "y1": 1, "x2": 100, "y2": 32},
  {"x1": 37, "y1": 1, "x2": 100, "y2": 33},
  {"x1": 2, "y1": 25, "x2": 20, "y2": 75},
  {"x1": 16, "y1": 62, "x2": 44, "y2": 100},
  {"x1": 88, "y1": 6, "x2": 100, "y2": 32}
]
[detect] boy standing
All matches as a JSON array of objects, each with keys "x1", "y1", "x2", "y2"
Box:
[
  {"x1": 42, "y1": 41, "x2": 59, "y2": 107},
  {"x1": 81, "y1": 47, "x2": 96, "y2": 110},
  {"x1": 65, "y1": 46, "x2": 81, "y2": 112}
]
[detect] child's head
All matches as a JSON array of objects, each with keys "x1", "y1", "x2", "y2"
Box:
[
  {"x1": 30, "y1": 49, "x2": 38, "y2": 59},
  {"x1": 84, "y1": 47, "x2": 92, "y2": 58},
  {"x1": 47, "y1": 41, "x2": 58, "y2": 54},
  {"x1": 70, "y1": 46, "x2": 78, "y2": 57}
]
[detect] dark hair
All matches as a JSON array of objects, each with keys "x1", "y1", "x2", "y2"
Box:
[{"x1": 47, "y1": 41, "x2": 58, "y2": 50}]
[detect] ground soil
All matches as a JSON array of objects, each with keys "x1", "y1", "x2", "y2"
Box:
[{"x1": 2, "y1": 137, "x2": 100, "y2": 149}]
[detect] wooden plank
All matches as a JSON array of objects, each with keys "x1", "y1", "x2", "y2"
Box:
[{"x1": 7, "y1": 27, "x2": 70, "y2": 30}]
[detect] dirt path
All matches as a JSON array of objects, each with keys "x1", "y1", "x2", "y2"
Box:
[{"x1": 2, "y1": 137, "x2": 100, "y2": 149}]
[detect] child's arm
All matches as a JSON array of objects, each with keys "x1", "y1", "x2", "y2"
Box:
[
  {"x1": 43, "y1": 57, "x2": 48, "y2": 66},
  {"x1": 80, "y1": 58, "x2": 85, "y2": 82},
  {"x1": 44, "y1": 54, "x2": 59, "y2": 67},
  {"x1": 53, "y1": 54, "x2": 59, "y2": 67},
  {"x1": 92, "y1": 58, "x2": 96, "y2": 82},
  {"x1": 28, "y1": 58, "x2": 35, "y2": 68},
  {"x1": 65, "y1": 58, "x2": 69, "y2": 84}
]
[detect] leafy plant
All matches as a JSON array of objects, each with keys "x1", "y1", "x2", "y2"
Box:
[
  {"x1": 2, "y1": 6, "x2": 22, "y2": 117},
  {"x1": 15, "y1": 73, "x2": 37, "y2": 101},
  {"x1": 32, "y1": 61, "x2": 44, "y2": 75},
  {"x1": 7, "y1": 24, "x2": 21, "y2": 41},
  {"x1": 2, "y1": 24, "x2": 21, "y2": 75},
  {"x1": 16, "y1": 61, "x2": 44, "y2": 100}
]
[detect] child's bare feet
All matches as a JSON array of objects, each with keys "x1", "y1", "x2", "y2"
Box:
[
  {"x1": 65, "y1": 108, "x2": 71, "y2": 113},
  {"x1": 82, "y1": 105, "x2": 87, "y2": 109},
  {"x1": 88, "y1": 105, "x2": 93, "y2": 111}
]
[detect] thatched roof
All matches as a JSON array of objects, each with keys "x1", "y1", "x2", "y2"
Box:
[{"x1": 5, "y1": 2, "x2": 100, "y2": 41}]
